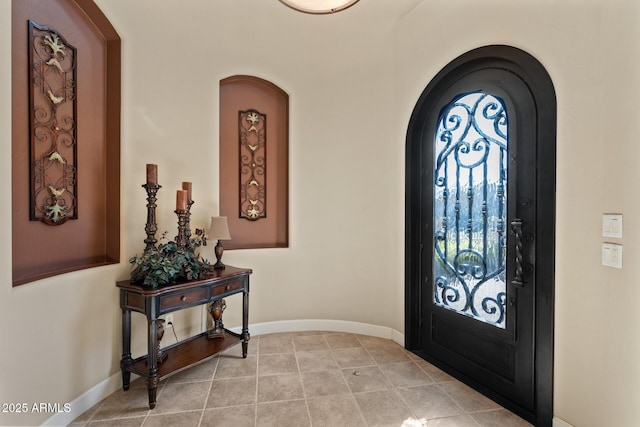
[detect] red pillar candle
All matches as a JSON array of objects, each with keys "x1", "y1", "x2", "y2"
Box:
[
  {"x1": 182, "y1": 182, "x2": 192, "y2": 202},
  {"x1": 176, "y1": 190, "x2": 188, "y2": 211},
  {"x1": 146, "y1": 164, "x2": 158, "y2": 186}
]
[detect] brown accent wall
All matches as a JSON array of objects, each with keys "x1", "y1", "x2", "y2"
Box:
[
  {"x1": 11, "y1": 0, "x2": 120, "y2": 285},
  {"x1": 220, "y1": 76, "x2": 288, "y2": 249}
]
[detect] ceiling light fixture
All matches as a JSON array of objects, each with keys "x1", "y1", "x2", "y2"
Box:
[{"x1": 279, "y1": 0, "x2": 360, "y2": 14}]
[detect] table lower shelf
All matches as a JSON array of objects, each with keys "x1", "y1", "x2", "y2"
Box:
[{"x1": 126, "y1": 329, "x2": 244, "y2": 380}]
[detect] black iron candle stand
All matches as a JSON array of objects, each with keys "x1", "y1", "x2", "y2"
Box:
[
  {"x1": 142, "y1": 183, "x2": 161, "y2": 253},
  {"x1": 175, "y1": 209, "x2": 189, "y2": 249}
]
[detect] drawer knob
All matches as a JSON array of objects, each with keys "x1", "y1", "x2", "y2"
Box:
[
  {"x1": 225, "y1": 285, "x2": 230, "y2": 291},
  {"x1": 181, "y1": 295, "x2": 187, "y2": 301}
]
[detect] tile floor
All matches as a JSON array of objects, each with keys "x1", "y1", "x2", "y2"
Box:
[{"x1": 70, "y1": 331, "x2": 532, "y2": 427}]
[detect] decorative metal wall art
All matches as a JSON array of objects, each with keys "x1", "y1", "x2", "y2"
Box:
[
  {"x1": 29, "y1": 21, "x2": 77, "y2": 225},
  {"x1": 433, "y1": 91, "x2": 509, "y2": 329},
  {"x1": 239, "y1": 109, "x2": 267, "y2": 221}
]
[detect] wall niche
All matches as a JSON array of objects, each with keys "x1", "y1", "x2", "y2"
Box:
[
  {"x1": 219, "y1": 76, "x2": 289, "y2": 249},
  {"x1": 11, "y1": 0, "x2": 121, "y2": 285}
]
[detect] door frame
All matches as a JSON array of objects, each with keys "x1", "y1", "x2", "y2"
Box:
[{"x1": 405, "y1": 45, "x2": 556, "y2": 426}]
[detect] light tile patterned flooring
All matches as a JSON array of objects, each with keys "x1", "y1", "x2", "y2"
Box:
[{"x1": 70, "y1": 331, "x2": 532, "y2": 427}]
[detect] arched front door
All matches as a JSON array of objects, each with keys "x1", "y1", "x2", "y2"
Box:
[{"x1": 405, "y1": 45, "x2": 556, "y2": 426}]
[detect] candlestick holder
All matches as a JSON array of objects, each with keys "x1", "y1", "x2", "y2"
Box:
[
  {"x1": 175, "y1": 209, "x2": 189, "y2": 249},
  {"x1": 184, "y1": 200, "x2": 194, "y2": 246},
  {"x1": 142, "y1": 183, "x2": 161, "y2": 253}
]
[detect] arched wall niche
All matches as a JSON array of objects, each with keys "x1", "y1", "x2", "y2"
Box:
[{"x1": 219, "y1": 75, "x2": 289, "y2": 250}]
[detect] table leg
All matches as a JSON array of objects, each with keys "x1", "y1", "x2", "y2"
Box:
[
  {"x1": 242, "y1": 289, "x2": 250, "y2": 358},
  {"x1": 121, "y1": 309, "x2": 132, "y2": 391},
  {"x1": 146, "y1": 318, "x2": 159, "y2": 409},
  {"x1": 145, "y1": 376, "x2": 159, "y2": 409}
]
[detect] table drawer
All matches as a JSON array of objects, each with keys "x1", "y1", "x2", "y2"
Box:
[
  {"x1": 211, "y1": 279, "x2": 244, "y2": 298},
  {"x1": 160, "y1": 288, "x2": 208, "y2": 311}
]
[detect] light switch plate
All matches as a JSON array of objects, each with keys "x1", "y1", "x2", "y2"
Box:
[
  {"x1": 602, "y1": 243, "x2": 623, "y2": 268},
  {"x1": 602, "y1": 214, "x2": 623, "y2": 238}
]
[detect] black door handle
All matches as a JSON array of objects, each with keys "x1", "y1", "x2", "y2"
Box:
[{"x1": 510, "y1": 218, "x2": 526, "y2": 287}]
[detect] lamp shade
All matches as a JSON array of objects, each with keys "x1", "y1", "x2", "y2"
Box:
[
  {"x1": 208, "y1": 216, "x2": 231, "y2": 240},
  {"x1": 279, "y1": 0, "x2": 360, "y2": 14}
]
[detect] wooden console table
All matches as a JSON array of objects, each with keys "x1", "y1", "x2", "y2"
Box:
[{"x1": 117, "y1": 266, "x2": 252, "y2": 409}]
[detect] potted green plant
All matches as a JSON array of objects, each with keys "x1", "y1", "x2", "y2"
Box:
[{"x1": 129, "y1": 231, "x2": 211, "y2": 287}]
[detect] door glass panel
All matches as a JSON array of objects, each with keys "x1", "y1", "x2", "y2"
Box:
[{"x1": 433, "y1": 91, "x2": 508, "y2": 329}]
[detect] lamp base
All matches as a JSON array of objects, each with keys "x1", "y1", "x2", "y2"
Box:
[{"x1": 214, "y1": 240, "x2": 226, "y2": 269}]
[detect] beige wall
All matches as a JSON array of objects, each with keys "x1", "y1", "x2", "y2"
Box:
[
  {"x1": 394, "y1": 1, "x2": 640, "y2": 426},
  {"x1": 0, "y1": 1, "x2": 411, "y2": 425},
  {"x1": 1, "y1": 0, "x2": 639, "y2": 425}
]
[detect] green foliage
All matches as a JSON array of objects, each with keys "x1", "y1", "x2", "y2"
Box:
[{"x1": 129, "y1": 233, "x2": 210, "y2": 287}]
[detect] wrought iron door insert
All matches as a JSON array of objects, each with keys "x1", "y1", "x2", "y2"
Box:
[{"x1": 433, "y1": 91, "x2": 508, "y2": 328}]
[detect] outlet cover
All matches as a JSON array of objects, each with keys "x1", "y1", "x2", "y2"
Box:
[{"x1": 163, "y1": 313, "x2": 173, "y2": 327}]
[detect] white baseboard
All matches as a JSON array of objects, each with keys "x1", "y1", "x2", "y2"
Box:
[
  {"x1": 553, "y1": 416, "x2": 575, "y2": 427},
  {"x1": 42, "y1": 370, "x2": 124, "y2": 426},
  {"x1": 43, "y1": 319, "x2": 403, "y2": 426},
  {"x1": 233, "y1": 319, "x2": 405, "y2": 347}
]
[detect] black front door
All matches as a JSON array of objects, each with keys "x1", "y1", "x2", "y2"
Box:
[{"x1": 405, "y1": 46, "x2": 556, "y2": 426}]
